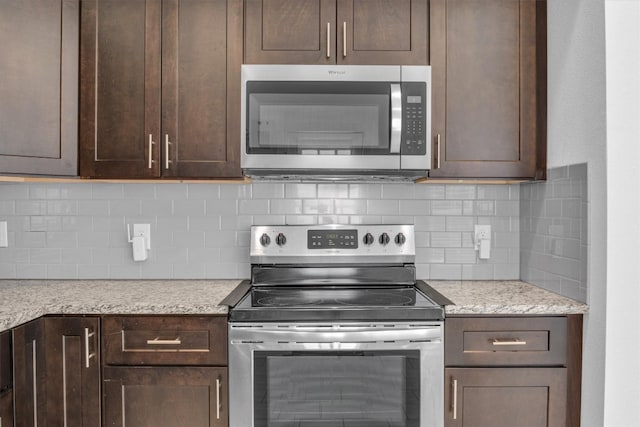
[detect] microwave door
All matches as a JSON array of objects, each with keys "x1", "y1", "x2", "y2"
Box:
[{"x1": 390, "y1": 83, "x2": 402, "y2": 154}]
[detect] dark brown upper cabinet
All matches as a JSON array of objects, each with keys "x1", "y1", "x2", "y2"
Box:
[
  {"x1": 429, "y1": 0, "x2": 547, "y2": 179},
  {"x1": 244, "y1": 0, "x2": 428, "y2": 65},
  {"x1": 0, "y1": 0, "x2": 78, "y2": 176},
  {"x1": 80, "y1": 0, "x2": 243, "y2": 179}
]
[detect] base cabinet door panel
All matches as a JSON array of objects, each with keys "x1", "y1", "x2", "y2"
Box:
[
  {"x1": 13, "y1": 317, "x2": 101, "y2": 427},
  {"x1": 445, "y1": 368, "x2": 567, "y2": 427},
  {"x1": 0, "y1": 391, "x2": 13, "y2": 427},
  {"x1": 103, "y1": 366, "x2": 228, "y2": 427}
]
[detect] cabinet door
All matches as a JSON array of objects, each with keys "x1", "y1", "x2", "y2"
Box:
[
  {"x1": 429, "y1": 0, "x2": 546, "y2": 179},
  {"x1": 0, "y1": 331, "x2": 11, "y2": 394},
  {"x1": 80, "y1": 0, "x2": 162, "y2": 178},
  {"x1": 103, "y1": 366, "x2": 228, "y2": 427},
  {"x1": 445, "y1": 368, "x2": 566, "y2": 427},
  {"x1": 161, "y1": 0, "x2": 242, "y2": 178},
  {"x1": 337, "y1": 0, "x2": 428, "y2": 65},
  {"x1": 0, "y1": 390, "x2": 13, "y2": 427},
  {"x1": 43, "y1": 317, "x2": 101, "y2": 427},
  {"x1": 245, "y1": 0, "x2": 337, "y2": 64},
  {"x1": 13, "y1": 319, "x2": 46, "y2": 427},
  {"x1": 0, "y1": 0, "x2": 78, "y2": 176}
]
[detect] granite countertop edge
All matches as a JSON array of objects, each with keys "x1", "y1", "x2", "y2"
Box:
[{"x1": 0, "y1": 279, "x2": 588, "y2": 332}]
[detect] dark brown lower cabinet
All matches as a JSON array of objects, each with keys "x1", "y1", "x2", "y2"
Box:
[
  {"x1": 103, "y1": 366, "x2": 228, "y2": 427},
  {"x1": 0, "y1": 390, "x2": 13, "y2": 427},
  {"x1": 13, "y1": 316, "x2": 101, "y2": 427},
  {"x1": 445, "y1": 367, "x2": 567, "y2": 427}
]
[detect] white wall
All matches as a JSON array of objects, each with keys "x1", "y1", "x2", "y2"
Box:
[
  {"x1": 604, "y1": 1, "x2": 640, "y2": 425},
  {"x1": 546, "y1": 0, "x2": 608, "y2": 424}
]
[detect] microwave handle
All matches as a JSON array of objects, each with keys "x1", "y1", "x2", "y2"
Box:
[{"x1": 390, "y1": 84, "x2": 402, "y2": 154}]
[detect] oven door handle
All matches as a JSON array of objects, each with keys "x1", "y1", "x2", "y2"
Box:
[
  {"x1": 390, "y1": 83, "x2": 402, "y2": 154},
  {"x1": 233, "y1": 327, "x2": 441, "y2": 343}
]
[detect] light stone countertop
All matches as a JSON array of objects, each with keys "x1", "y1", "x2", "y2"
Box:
[
  {"x1": 0, "y1": 279, "x2": 588, "y2": 332},
  {"x1": 427, "y1": 280, "x2": 589, "y2": 315},
  {"x1": 0, "y1": 280, "x2": 241, "y2": 331}
]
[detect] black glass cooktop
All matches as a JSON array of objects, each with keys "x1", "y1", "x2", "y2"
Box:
[{"x1": 230, "y1": 284, "x2": 444, "y2": 322}]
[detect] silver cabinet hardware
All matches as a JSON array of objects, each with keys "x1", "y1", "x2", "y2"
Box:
[
  {"x1": 85, "y1": 327, "x2": 96, "y2": 368},
  {"x1": 148, "y1": 134, "x2": 155, "y2": 169},
  {"x1": 436, "y1": 134, "x2": 441, "y2": 169},
  {"x1": 146, "y1": 337, "x2": 182, "y2": 345},
  {"x1": 326, "y1": 22, "x2": 330, "y2": 58},
  {"x1": 164, "y1": 134, "x2": 172, "y2": 170},
  {"x1": 32, "y1": 340, "x2": 37, "y2": 427},
  {"x1": 216, "y1": 377, "x2": 222, "y2": 420},
  {"x1": 491, "y1": 338, "x2": 527, "y2": 346},
  {"x1": 343, "y1": 22, "x2": 347, "y2": 57},
  {"x1": 452, "y1": 378, "x2": 458, "y2": 420}
]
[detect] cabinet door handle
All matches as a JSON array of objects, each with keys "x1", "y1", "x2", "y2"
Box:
[
  {"x1": 164, "y1": 134, "x2": 172, "y2": 170},
  {"x1": 148, "y1": 134, "x2": 156, "y2": 169},
  {"x1": 492, "y1": 338, "x2": 527, "y2": 346},
  {"x1": 32, "y1": 340, "x2": 38, "y2": 427},
  {"x1": 84, "y1": 327, "x2": 96, "y2": 368},
  {"x1": 146, "y1": 337, "x2": 182, "y2": 345},
  {"x1": 343, "y1": 22, "x2": 347, "y2": 57},
  {"x1": 452, "y1": 377, "x2": 458, "y2": 420},
  {"x1": 326, "y1": 22, "x2": 331, "y2": 58},
  {"x1": 436, "y1": 134, "x2": 441, "y2": 169},
  {"x1": 216, "y1": 377, "x2": 222, "y2": 420}
]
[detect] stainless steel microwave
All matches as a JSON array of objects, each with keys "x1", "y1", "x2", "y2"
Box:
[{"x1": 241, "y1": 65, "x2": 431, "y2": 180}]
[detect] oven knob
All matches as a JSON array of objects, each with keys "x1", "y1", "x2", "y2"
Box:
[
  {"x1": 260, "y1": 233, "x2": 271, "y2": 247},
  {"x1": 379, "y1": 232, "x2": 390, "y2": 246},
  {"x1": 363, "y1": 233, "x2": 374, "y2": 246},
  {"x1": 395, "y1": 232, "x2": 406, "y2": 245},
  {"x1": 276, "y1": 233, "x2": 287, "y2": 246}
]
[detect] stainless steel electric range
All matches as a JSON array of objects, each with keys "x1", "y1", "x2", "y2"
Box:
[{"x1": 222, "y1": 224, "x2": 449, "y2": 427}]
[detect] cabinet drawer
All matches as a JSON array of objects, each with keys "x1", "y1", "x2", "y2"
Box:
[
  {"x1": 103, "y1": 316, "x2": 227, "y2": 366},
  {"x1": 445, "y1": 317, "x2": 567, "y2": 366}
]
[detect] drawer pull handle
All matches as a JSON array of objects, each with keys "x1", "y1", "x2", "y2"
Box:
[
  {"x1": 146, "y1": 337, "x2": 181, "y2": 345},
  {"x1": 492, "y1": 338, "x2": 527, "y2": 346}
]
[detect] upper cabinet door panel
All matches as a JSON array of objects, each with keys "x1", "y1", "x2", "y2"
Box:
[
  {"x1": 162, "y1": 0, "x2": 242, "y2": 178},
  {"x1": 80, "y1": 0, "x2": 161, "y2": 178},
  {"x1": 430, "y1": 0, "x2": 546, "y2": 179},
  {"x1": 245, "y1": 0, "x2": 336, "y2": 64},
  {"x1": 0, "y1": 0, "x2": 78, "y2": 176},
  {"x1": 446, "y1": 0, "x2": 520, "y2": 161},
  {"x1": 338, "y1": 0, "x2": 428, "y2": 65}
]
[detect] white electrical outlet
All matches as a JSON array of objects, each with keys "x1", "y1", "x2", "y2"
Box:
[
  {"x1": 474, "y1": 225, "x2": 491, "y2": 259},
  {"x1": 474, "y1": 225, "x2": 491, "y2": 241},
  {"x1": 0, "y1": 221, "x2": 7, "y2": 247}
]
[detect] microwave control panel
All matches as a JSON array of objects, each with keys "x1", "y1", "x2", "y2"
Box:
[{"x1": 401, "y1": 82, "x2": 427, "y2": 156}]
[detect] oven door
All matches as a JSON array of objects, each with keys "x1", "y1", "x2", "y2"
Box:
[{"x1": 229, "y1": 322, "x2": 443, "y2": 427}]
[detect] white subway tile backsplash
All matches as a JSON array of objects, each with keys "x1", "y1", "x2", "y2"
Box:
[
  {"x1": 366, "y1": 200, "x2": 399, "y2": 215},
  {"x1": 1, "y1": 180, "x2": 523, "y2": 280},
  {"x1": 446, "y1": 185, "x2": 476, "y2": 200},
  {"x1": 285, "y1": 183, "x2": 316, "y2": 199},
  {"x1": 16, "y1": 264, "x2": 47, "y2": 278},
  {"x1": 318, "y1": 184, "x2": 349, "y2": 199},
  {"x1": 431, "y1": 200, "x2": 463, "y2": 216}
]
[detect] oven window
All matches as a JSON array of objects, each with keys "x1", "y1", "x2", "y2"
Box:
[
  {"x1": 246, "y1": 82, "x2": 391, "y2": 155},
  {"x1": 253, "y1": 351, "x2": 420, "y2": 427}
]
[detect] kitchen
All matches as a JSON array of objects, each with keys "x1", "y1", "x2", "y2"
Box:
[{"x1": 0, "y1": 0, "x2": 638, "y2": 426}]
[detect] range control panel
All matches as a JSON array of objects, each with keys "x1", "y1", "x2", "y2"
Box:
[
  {"x1": 250, "y1": 225, "x2": 415, "y2": 264},
  {"x1": 308, "y1": 229, "x2": 358, "y2": 249}
]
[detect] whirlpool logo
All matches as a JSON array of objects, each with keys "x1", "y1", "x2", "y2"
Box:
[{"x1": 328, "y1": 70, "x2": 347, "y2": 77}]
